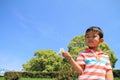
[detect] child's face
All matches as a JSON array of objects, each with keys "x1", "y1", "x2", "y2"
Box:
[{"x1": 85, "y1": 30, "x2": 103, "y2": 48}]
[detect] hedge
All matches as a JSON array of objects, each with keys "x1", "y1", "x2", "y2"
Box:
[
  {"x1": 4, "y1": 71, "x2": 59, "y2": 80},
  {"x1": 113, "y1": 69, "x2": 120, "y2": 78},
  {"x1": 3, "y1": 69, "x2": 120, "y2": 80}
]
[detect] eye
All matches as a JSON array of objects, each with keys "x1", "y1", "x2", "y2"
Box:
[
  {"x1": 93, "y1": 36, "x2": 96, "y2": 38},
  {"x1": 86, "y1": 36, "x2": 90, "y2": 38}
]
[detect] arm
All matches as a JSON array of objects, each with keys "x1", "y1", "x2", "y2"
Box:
[
  {"x1": 69, "y1": 57, "x2": 84, "y2": 74},
  {"x1": 105, "y1": 54, "x2": 114, "y2": 80},
  {"x1": 106, "y1": 69, "x2": 114, "y2": 80},
  {"x1": 62, "y1": 51, "x2": 84, "y2": 74}
]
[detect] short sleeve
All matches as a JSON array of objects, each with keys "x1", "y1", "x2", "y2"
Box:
[
  {"x1": 76, "y1": 52, "x2": 85, "y2": 66},
  {"x1": 105, "y1": 55, "x2": 112, "y2": 70}
]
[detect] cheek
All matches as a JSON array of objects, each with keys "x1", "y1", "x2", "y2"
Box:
[
  {"x1": 93, "y1": 39, "x2": 100, "y2": 44},
  {"x1": 85, "y1": 39, "x2": 88, "y2": 43},
  {"x1": 94, "y1": 37, "x2": 100, "y2": 41}
]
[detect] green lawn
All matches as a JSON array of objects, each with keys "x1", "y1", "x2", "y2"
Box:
[{"x1": 0, "y1": 77, "x2": 120, "y2": 80}]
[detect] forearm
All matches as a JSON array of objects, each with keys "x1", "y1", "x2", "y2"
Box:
[
  {"x1": 69, "y1": 57, "x2": 83, "y2": 74},
  {"x1": 62, "y1": 51, "x2": 83, "y2": 74},
  {"x1": 106, "y1": 70, "x2": 114, "y2": 80}
]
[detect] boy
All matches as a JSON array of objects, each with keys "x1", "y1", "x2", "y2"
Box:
[{"x1": 62, "y1": 26, "x2": 113, "y2": 80}]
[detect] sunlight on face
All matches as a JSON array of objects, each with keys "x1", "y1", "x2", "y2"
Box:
[{"x1": 85, "y1": 31, "x2": 101, "y2": 48}]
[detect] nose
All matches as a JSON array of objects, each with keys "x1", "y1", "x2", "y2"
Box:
[{"x1": 88, "y1": 37, "x2": 93, "y2": 40}]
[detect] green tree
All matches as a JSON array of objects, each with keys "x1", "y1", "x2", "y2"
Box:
[
  {"x1": 22, "y1": 50, "x2": 63, "y2": 72},
  {"x1": 68, "y1": 35, "x2": 118, "y2": 68}
]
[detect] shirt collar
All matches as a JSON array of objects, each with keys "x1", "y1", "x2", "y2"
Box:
[{"x1": 84, "y1": 48, "x2": 105, "y2": 55}]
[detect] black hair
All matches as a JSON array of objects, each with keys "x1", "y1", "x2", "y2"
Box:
[{"x1": 85, "y1": 26, "x2": 104, "y2": 38}]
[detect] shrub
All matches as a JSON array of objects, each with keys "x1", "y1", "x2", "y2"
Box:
[
  {"x1": 4, "y1": 71, "x2": 59, "y2": 79},
  {"x1": 113, "y1": 69, "x2": 120, "y2": 78},
  {"x1": 4, "y1": 72, "x2": 21, "y2": 80}
]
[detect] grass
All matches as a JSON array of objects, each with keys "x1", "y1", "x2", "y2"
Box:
[
  {"x1": 0, "y1": 77, "x2": 120, "y2": 80},
  {"x1": 114, "y1": 77, "x2": 120, "y2": 80}
]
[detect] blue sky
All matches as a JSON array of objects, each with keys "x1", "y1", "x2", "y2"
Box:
[{"x1": 0, "y1": 0, "x2": 120, "y2": 71}]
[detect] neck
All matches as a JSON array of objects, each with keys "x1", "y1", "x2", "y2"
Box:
[{"x1": 89, "y1": 47, "x2": 98, "y2": 51}]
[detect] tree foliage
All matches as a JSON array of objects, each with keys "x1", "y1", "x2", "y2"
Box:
[
  {"x1": 22, "y1": 34, "x2": 118, "y2": 76},
  {"x1": 68, "y1": 35, "x2": 118, "y2": 68},
  {"x1": 22, "y1": 50, "x2": 63, "y2": 72}
]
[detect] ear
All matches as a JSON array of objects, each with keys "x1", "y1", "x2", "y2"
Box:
[{"x1": 100, "y1": 38, "x2": 104, "y2": 43}]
